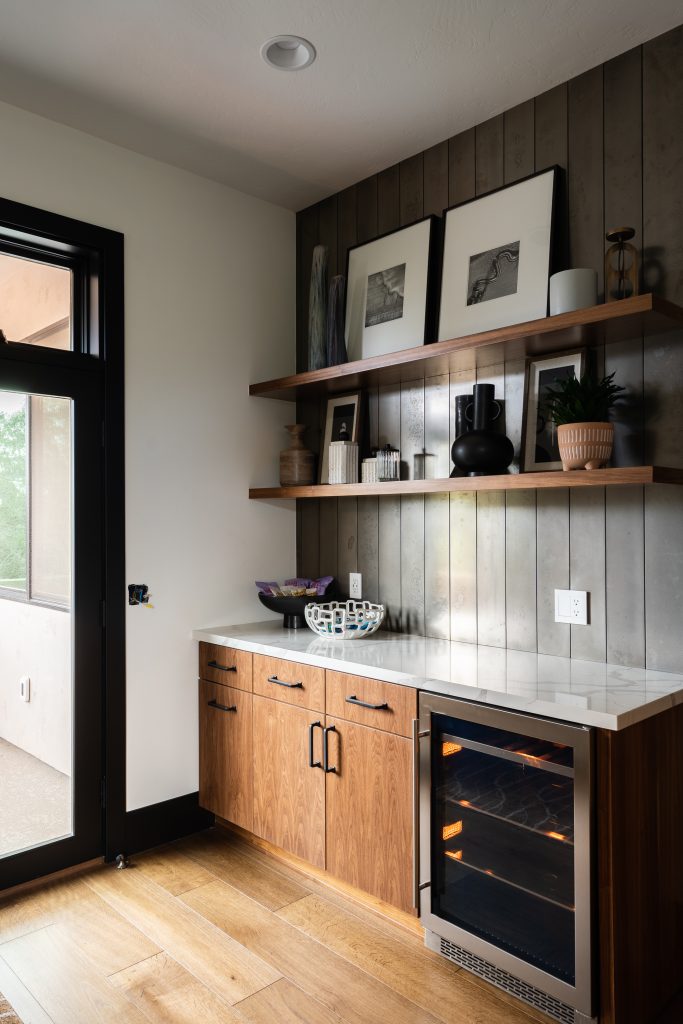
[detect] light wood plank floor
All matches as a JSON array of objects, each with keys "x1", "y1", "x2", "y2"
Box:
[{"x1": 0, "y1": 829, "x2": 555, "y2": 1024}]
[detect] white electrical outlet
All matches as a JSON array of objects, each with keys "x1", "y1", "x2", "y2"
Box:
[
  {"x1": 19, "y1": 675, "x2": 31, "y2": 702},
  {"x1": 554, "y1": 589, "x2": 589, "y2": 625},
  {"x1": 349, "y1": 572, "x2": 363, "y2": 599}
]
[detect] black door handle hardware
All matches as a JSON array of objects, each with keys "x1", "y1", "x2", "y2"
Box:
[
  {"x1": 207, "y1": 698, "x2": 237, "y2": 713},
  {"x1": 268, "y1": 674, "x2": 303, "y2": 689},
  {"x1": 309, "y1": 720, "x2": 323, "y2": 769},
  {"x1": 346, "y1": 695, "x2": 389, "y2": 711},
  {"x1": 323, "y1": 724, "x2": 338, "y2": 773},
  {"x1": 207, "y1": 660, "x2": 237, "y2": 673}
]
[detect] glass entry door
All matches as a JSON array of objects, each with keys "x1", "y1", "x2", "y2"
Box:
[
  {"x1": 0, "y1": 364, "x2": 103, "y2": 887},
  {"x1": 418, "y1": 693, "x2": 593, "y2": 1018}
]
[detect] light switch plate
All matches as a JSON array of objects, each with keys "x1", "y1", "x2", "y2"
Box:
[{"x1": 554, "y1": 589, "x2": 589, "y2": 625}]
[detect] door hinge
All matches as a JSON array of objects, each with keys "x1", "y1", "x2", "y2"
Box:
[{"x1": 100, "y1": 778, "x2": 106, "y2": 808}]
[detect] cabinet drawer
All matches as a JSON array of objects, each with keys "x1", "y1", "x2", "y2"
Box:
[
  {"x1": 326, "y1": 671, "x2": 417, "y2": 737},
  {"x1": 198, "y1": 680, "x2": 252, "y2": 831},
  {"x1": 199, "y1": 642, "x2": 252, "y2": 691},
  {"x1": 253, "y1": 654, "x2": 325, "y2": 712}
]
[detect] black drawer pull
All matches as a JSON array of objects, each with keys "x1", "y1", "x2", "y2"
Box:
[
  {"x1": 346, "y1": 694, "x2": 389, "y2": 711},
  {"x1": 207, "y1": 659, "x2": 237, "y2": 673},
  {"x1": 323, "y1": 724, "x2": 337, "y2": 774},
  {"x1": 267, "y1": 674, "x2": 303, "y2": 689},
  {"x1": 309, "y1": 721, "x2": 323, "y2": 769},
  {"x1": 207, "y1": 698, "x2": 237, "y2": 713}
]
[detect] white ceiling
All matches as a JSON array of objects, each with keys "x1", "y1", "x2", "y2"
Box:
[{"x1": 0, "y1": 1, "x2": 680, "y2": 211}]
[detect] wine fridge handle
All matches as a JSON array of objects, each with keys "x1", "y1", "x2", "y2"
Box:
[{"x1": 413, "y1": 717, "x2": 420, "y2": 911}]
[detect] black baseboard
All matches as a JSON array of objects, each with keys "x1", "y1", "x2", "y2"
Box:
[{"x1": 121, "y1": 792, "x2": 213, "y2": 859}]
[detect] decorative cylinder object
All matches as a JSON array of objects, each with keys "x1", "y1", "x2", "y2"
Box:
[
  {"x1": 377, "y1": 444, "x2": 400, "y2": 481},
  {"x1": 361, "y1": 458, "x2": 378, "y2": 483},
  {"x1": 328, "y1": 441, "x2": 358, "y2": 484},
  {"x1": 279, "y1": 424, "x2": 316, "y2": 486},
  {"x1": 308, "y1": 245, "x2": 328, "y2": 371},
  {"x1": 549, "y1": 269, "x2": 598, "y2": 316},
  {"x1": 326, "y1": 275, "x2": 347, "y2": 367},
  {"x1": 557, "y1": 422, "x2": 614, "y2": 471}
]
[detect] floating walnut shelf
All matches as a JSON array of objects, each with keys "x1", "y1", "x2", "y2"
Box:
[
  {"x1": 250, "y1": 294, "x2": 683, "y2": 402},
  {"x1": 249, "y1": 466, "x2": 683, "y2": 500}
]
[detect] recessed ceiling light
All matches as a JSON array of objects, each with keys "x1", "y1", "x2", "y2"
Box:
[{"x1": 260, "y1": 35, "x2": 316, "y2": 71}]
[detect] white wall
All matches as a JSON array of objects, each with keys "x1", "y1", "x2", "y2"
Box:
[
  {"x1": 0, "y1": 99, "x2": 296, "y2": 810},
  {"x1": 0, "y1": 601, "x2": 71, "y2": 774}
]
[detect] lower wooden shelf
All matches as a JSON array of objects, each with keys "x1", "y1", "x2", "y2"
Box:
[{"x1": 249, "y1": 466, "x2": 683, "y2": 499}]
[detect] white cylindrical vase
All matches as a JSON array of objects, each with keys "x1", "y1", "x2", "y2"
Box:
[{"x1": 549, "y1": 269, "x2": 598, "y2": 316}]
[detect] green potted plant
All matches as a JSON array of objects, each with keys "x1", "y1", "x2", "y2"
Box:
[{"x1": 544, "y1": 371, "x2": 625, "y2": 471}]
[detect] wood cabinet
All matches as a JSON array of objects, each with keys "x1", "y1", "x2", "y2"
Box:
[
  {"x1": 252, "y1": 694, "x2": 325, "y2": 868},
  {"x1": 198, "y1": 680, "x2": 252, "y2": 831},
  {"x1": 253, "y1": 654, "x2": 324, "y2": 711},
  {"x1": 198, "y1": 645, "x2": 417, "y2": 911},
  {"x1": 326, "y1": 671, "x2": 416, "y2": 737},
  {"x1": 325, "y1": 716, "x2": 414, "y2": 912},
  {"x1": 199, "y1": 641, "x2": 252, "y2": 691}
]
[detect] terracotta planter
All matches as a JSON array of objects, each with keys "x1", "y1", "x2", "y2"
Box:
[{"x1": 557, "y1": 422, "x2": 614, "y2": 471}]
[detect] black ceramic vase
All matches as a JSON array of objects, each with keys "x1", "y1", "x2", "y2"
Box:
[
  {"x1": 450, "y1": 394, "x2": 472, "y2": 477},
  {"x1": 451, "y1": 383, "x2": 514, "y2": 477}
]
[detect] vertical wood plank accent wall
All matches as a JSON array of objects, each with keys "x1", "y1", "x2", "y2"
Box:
[{"x1": 295, "y1": 25, "x2": 683, "y2": 673}]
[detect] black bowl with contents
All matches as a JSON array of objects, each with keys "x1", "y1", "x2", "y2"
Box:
[{"x1": 258, "y1": 590, "x2": 334, "y2": 629}]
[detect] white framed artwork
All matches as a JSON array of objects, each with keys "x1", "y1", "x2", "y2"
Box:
[
  {"x1": 438, "y1": 167, "x2": 557, "y2": 341},
  {"x1": 344, "y1": 216, "x2": 439, "y2": 362}
]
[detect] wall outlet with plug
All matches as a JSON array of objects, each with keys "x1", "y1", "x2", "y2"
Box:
[
  {"x1": 349, "y1": 572, "x2": 363, "y2": 599},
  {"x1": 554, "y1": 589, "x2": 589, "y2": 625}
]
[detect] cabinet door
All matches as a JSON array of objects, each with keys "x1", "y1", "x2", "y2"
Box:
[
  {"x1": 325, "y1": 716, "x2": 413, "y2": 912},
  {"x1": 198, "y1": 680, "x2": 253, "y2": 831},
  {"x1": 253, "y1": 695, "x2": 325, "y2": 868}
]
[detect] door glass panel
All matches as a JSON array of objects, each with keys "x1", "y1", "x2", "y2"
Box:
[
  {"x1": 0, "y1": 391, "x2": 27, "y2": 592},
  {"x1": 0, "y1": 252, "x2": 72, "y2": 351},
  {"x1": 432, "y1": 712, "x2": 576, "y2": 985},
  {"x1": 0, "y1": 389, "x2": 73, "y2": 857}
]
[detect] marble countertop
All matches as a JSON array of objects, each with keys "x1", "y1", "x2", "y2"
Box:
[{"x1": 191, "y1": 620, "x2": 683, "y2": 731}]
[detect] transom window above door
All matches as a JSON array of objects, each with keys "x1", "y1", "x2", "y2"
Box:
[{"x1": 0, "y1": 251, "x2": 73, "y2": 351}]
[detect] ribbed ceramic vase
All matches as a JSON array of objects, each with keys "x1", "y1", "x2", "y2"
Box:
[
  {"x1": 280, "y1": 425, "x2": 316, "y2": 486},
  {"x1": 557, "y1": 422, "x2": 614, "y2": 470},
  {"x1": 326, "y1": 275, "x2": 347, "y2": 366},
  {"x1": 308, "y1": 245, "x2": 328, "y2": 371}
]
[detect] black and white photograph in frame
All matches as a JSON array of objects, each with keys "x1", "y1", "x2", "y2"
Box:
[
  {"x1": 345, "y1": 216, "x2": 438, "y2": 361},
  {"x1": 438, "y1": 167, "x2": 557, "y2": 340},
  {"x1": 521, "y1": 349, "x2": 586, "y2": 472},
  {"x1": 320, "y1": 391, "x2": 361, "y2": 484}
]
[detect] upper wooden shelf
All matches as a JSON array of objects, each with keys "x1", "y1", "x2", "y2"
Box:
[
  {"x1": 249, "y1": 466, "x2": 683, "y2": 500},
  {"x1": 250, "y1": 294, "x2": 683, "y2": 401}
]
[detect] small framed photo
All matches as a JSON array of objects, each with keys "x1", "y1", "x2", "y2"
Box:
[
  {"x1": 320, "y1": 392, "x2": 361, "y2": 483},
  {"x1": 521, "y1": 349, "x2": 586, "y2": 472},
  {"x1": 438, "y1": 167, "x2": 557, "y2": 341},
  {"x1": 345, "y1": 216, "x2": 440, "y2": 362}
]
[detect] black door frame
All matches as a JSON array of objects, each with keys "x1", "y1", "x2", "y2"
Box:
[{"x1": 0, "y1": 196, "x2": 125, "y2": 886}]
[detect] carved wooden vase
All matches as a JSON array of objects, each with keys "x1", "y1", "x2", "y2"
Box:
[{"x1": 280, "y1": 424, "x2": 316, "y2": 486}]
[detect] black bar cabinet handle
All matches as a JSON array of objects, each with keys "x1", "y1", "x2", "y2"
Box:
[
  {"x1": 268, "y1": 674, "x2": 303, "y2": 689},
  {"x1": 207, "y1": 659, "x2": 237, "y2": 673},
  {"x1": 346, "y1": 694, "x2": 389, "y2": 711},
  {"x1": 323, "y1": 724, "x2": 337, "y2": 773},
  {"x1": 207, "y1": 698, "x2": 237, "y2": 713},
  {"x1": 308, "y1": 721, "x2": 323, "y2": 769}
]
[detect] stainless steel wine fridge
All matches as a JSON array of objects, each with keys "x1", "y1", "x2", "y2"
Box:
[{"x1": 416, "y1": 693, "x2": 595, "y2": 1024}]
